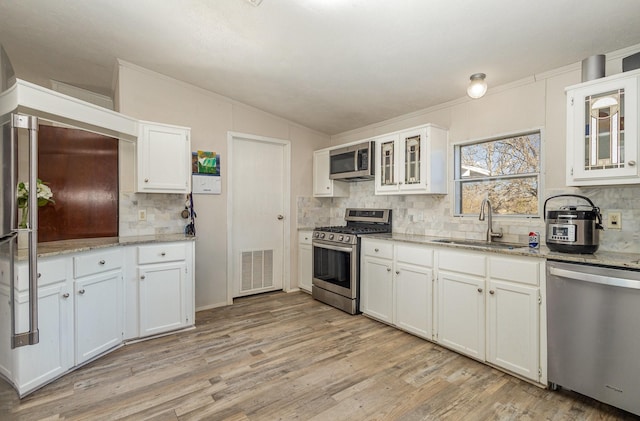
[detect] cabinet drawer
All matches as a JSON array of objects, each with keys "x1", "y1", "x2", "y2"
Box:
[
  {"x1": 362, "y1": 239, "x2": 393, "y2": 259},
  {"x1": 396, "y1": 244, "x2": 433, "y2": 267},
  {"x1": 74, "y1": 249, "x2": 123, "y2": 278},
  {"x1": 138, "y1": 243, "x2": 186, "y2": 265},
  {"x1": 438, "y1": 249, "x2": 486, "y2": 276},
  {"x1": 489, "y1": 256, "x2": 540, "y2": 286},
  {"x1": 298, "y1": 231, "x2": 313, "y2": 245},
  {"x1": 15, "y1": 257, "x2": 68, "y2": 291}
]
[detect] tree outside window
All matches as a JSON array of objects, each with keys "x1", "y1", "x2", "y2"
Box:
[{"x1": 454, "y1": 132, "x2": 541, "y2": 216}]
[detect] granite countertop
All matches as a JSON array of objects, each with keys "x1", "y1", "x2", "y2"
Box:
[
  {"x1": 18, "y1": 233, "x2": 196, "y2": 260},
  {"x1": 365, "y1": 232, "x2": 640, "y2": 270}
]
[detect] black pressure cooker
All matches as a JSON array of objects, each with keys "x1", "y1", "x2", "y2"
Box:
[{"x1": 543, "y1": 194, "x2": 604, "y2": 254}]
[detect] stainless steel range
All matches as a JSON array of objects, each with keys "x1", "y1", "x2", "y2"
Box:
[{"x1": 312, "y1": 208, "x2": 391, "y2": 314}]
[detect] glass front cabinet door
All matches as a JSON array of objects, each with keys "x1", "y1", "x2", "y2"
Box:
[
  {"x1": 566, "y1": 70, "x2": 639, "y2": 186},
  {"x1": 374, "y1": 124, "x2": 448, "y2": 195}
]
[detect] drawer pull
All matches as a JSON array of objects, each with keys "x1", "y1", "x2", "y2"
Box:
[
  {"x1": 374, "y1": 248, "x2": 379, "y2": 252},
  {"x1": 140, "y1": 275, "x2": 146, "y2": 280},
  {"x1": 78, "y1": 289, "x2": 86, "y2": 295},
  {"x1": 99, "y1": 260, "x2": 106, "y2": 265},
  {"x1": 62, "y1": 293, "x2": 70, "y2": 298},
  {"x1": 161, "y1": 252, "x2": 166, "y2": 257}
]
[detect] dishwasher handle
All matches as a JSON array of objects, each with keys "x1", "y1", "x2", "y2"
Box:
[{"x1": 549, "y1": 266, "x2": 640, "y2": 290}]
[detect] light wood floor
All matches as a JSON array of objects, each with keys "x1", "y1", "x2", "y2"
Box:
[{"x1": 1, "y1": 291, "x2": 637, "y2": 420}]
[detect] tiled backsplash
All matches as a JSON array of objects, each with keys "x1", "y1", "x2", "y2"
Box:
[
  {"x1": 298, "y1": 181, "x2": 640, "y2": 253},
  {"x1": 119, "y1": 192, "x2": 187, "y2": 237}
]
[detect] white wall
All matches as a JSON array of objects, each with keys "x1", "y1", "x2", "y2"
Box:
[{"x1": 116, "y1": 61, "x2": 330, "y2": 310}]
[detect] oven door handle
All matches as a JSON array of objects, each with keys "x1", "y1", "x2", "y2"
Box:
[{"x1": 313, "y1": 242, "x2": 354, "y2": 253}]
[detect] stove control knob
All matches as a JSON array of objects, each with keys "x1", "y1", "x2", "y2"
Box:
[
  {"x1": 329, "y1": 234, "x2": 334, "y2": 240},
  {"x1": 313, "y1": 232, "x2": 319, "y2": 238},
  {"x1": 320, "y1": 233, "x2": 325, "y2": 239},
  {"x1": 344, "y1": 236, "x2": 351, "y2": 242},
  {"x1": 338, "y1": 235, "x2": 344, "y2": 241}
]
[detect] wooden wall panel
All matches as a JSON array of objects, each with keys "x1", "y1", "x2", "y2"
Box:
[{"x1": 37, "y1": 125, "x2": 118, "y2": 243}]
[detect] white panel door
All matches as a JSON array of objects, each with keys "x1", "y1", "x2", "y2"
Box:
[{"x1": 231, "y1": 135, "x2": 287, "y2": 297}]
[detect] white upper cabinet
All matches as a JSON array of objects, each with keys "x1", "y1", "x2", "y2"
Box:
[
  {"x1": 136, "y1": 121, "x2": 191, "y2": 193},
  {"x1": 375, "y1": 124, "x2": 448, "y2": 195},
  {"x1": 312, "y1": 148, "x2": 349, "y2": 197},
  {"x1": 566, "y1": 69, "x2": 640, "y2": 186}
]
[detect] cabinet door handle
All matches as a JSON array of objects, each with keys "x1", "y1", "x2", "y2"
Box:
[
  {"x1": 489, "y1": 290, "x2": 495, "y2": 295},
  {"x1": 99, "y1": 260, "x2": 106, "y2": 265},
  {"x1": 326, "y1": 186, "x2": 330, "y2": 190},
  {"x1": 387, "y1": 267, "x2": 391, "y2": 272},
  {"x1": 144, "y1": 178, "x2": 149, "y2": 183},
  {"x1": 395, "y1": 270, "x2": 400, "y2": 275},
  {"x1": 629, "y1": 160, "x2": 636, "y2": 167},
  {"x1": 374, "y1": 248, "x2": 379, "y2": 252},
  {"x1": 161, "y1": 252, "x2": 166, "y2": 257},
  {"x1": 140, "y1": 275, "x2": 146, "y2": 280},
  {"x1": 78, "y1": 289, "x2": 86, "y2": 295},
  {"x1": 477, "y1": 287, "x2": 483, "y2": 293},
  {"x1": 37, "y1": 273, "x2": 41, "y2": 278},
  {"x1": 62, "y1": 293, "x2": 70, "y2": 298}
]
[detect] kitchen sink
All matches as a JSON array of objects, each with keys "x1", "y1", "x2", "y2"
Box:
[{"x1": 431, "y1": 238, "x2": 525, "y2": 250}]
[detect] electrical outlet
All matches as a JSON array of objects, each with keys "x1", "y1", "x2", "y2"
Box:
[
  {"x1": 607, "y1": 211, "x2": 622, "y2": 230},
  {"x1": 138, "y1": 209, "x2": 147, "y2": 221}
]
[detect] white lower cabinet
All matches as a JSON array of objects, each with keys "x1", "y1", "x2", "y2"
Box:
[
  {"x1": 437, "y1": 249, "x2": 486, "y2": 360},
  {"x1": 486, "y1": 256, "x2": 542, "y2": 382},
  {"x1": 139, "y1": 262, "x2": 187, "y2": 337},
  {"x1": 14, "y1": 271, "x2": 73, "y2": 393},
  {"x1": 297, "y1": 231, "x2": 313, "y2": 293},
  {"x1": 0, "y1": 240, "x2": 195, "y2": 397},
  {"x1": 136, "y1": 242, "x2": 194, "y2": 338},
  {"x1": 361, "y1": 253, "x2": 394, "y2": 323},
  {"x1": 361, "y1": 239, "x2": 433, "y2": 339},
  {"x1": 437, "y1": 250, "x2": 543, "y2": 382},
  {"x1": 73, "y1": 249, "x2": 124, "y2": 365},
  {"x1": 360, "y1": 239, "x2": 545, "y2": 385},
  {"x1": 394, "y1": 244, "x2": 433, "y2": 339},
  {"x1": 0, "y1": 256, "x2": 73, "y2": 397}
]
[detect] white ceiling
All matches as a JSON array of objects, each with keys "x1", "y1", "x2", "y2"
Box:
[{"x1": 1, "y1": 0, "x2": 640, "y2": 135}]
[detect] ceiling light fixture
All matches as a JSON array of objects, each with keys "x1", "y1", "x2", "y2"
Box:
[{"x1": 467, "y1": 73, "x2": 487, "y2": 99}]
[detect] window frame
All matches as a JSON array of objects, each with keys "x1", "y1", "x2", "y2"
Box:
[{"x1": 453, "y1": 128, "x2": 544, "y2": 218}]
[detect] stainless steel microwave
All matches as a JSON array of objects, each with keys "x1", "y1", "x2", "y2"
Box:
[{"x1": 329, "y1": 141, "x2": 375, "y2": 181}]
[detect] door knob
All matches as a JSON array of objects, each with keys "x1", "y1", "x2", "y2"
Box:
[{"x1": 277, "y1": 215, "x2": 284, "y2": 220}]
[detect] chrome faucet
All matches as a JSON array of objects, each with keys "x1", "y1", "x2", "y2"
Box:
[{"x1": 479, "y1": 198, "x2": 503, "y2": 242}]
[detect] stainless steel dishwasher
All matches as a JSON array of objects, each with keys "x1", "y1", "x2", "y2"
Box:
[{"x1": 547, "y1": 260, "x2": 640, "y2": 416}]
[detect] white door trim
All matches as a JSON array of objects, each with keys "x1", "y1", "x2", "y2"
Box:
[{"x1": 226, "y1": 131, "x2": 291, "y2": 305}]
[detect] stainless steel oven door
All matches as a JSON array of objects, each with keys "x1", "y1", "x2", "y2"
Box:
[{"x1": 312, "y1": 240, "x2": 358, "y2": 299}]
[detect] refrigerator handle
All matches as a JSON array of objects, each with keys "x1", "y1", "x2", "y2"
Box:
[{"x1": 11, "y1": 114, "x2": 39, "y2": 348}]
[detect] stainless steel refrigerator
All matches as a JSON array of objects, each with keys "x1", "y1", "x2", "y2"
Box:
[{"x1": 1, "y1": 44, "x2": 40, "y2": 349}]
